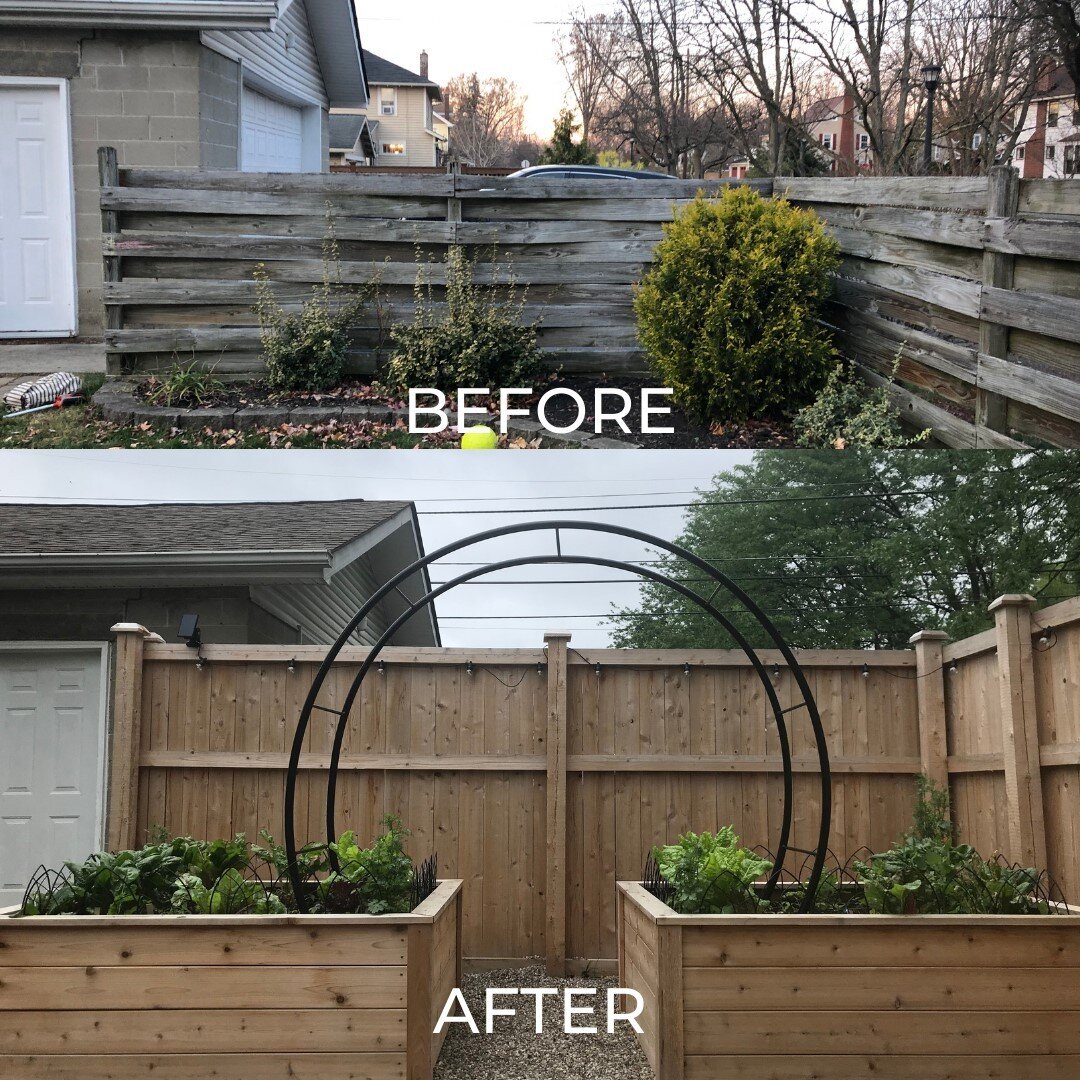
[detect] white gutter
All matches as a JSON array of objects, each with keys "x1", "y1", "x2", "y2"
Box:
[{"x1": 0, "y1": 1, "x2": 279, "y2": 29}]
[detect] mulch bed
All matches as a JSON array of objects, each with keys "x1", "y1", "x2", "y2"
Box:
[
  {"x1": 433, "y1": 965, "x2": 651, "y2": 1080},
  {"x1": 131, "y1": 374, "x2": 796, "y2": 449}
]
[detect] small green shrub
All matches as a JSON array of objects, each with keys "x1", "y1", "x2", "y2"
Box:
[
  {"x1": 634, "y1": 187, "x2": 840, "y2": 422},
  {"x1": 146, "y1": 355, "x2": 224, "y2": 407},
  {"x1": 254, "y1": 209, "x2": 377, "y2": 391},
  {"x1": 652, "y1": 827, "x2": 772, "y2": 914},
  {"x1": 793, "y1": 356, "x2": 931, "y2": 448},
  {"x1": 384, "y1": 245, "x2": 546, "y2": 393}
]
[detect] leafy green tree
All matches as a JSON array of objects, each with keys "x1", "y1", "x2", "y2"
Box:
[
  {"x1": 539, "y1": 109, "x2": 598, "y2": 165},
  {"x1": 610, "y1": 451, "x2": 1080, "y2": 650}
]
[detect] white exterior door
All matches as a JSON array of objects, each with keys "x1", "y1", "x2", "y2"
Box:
[
  {"x1": 241, "y1": 86, "x2": 304, "y2": 172},
  {"x1": 0, "y1": 646, "x2": 106, "y2": 907},
  {"x1": 0, "y1": 81, "x2": 77, "y2": 337}
]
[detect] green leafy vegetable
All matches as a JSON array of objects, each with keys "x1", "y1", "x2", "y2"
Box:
[{"x1": 653, "y1": 828, "x2": 772, "y2": 914}]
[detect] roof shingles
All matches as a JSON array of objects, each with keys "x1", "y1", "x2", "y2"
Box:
[{"x1": 0, "y1": 499, "x2": 410, "y2": 556}]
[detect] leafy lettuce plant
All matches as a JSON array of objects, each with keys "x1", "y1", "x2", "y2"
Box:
[{"x1": 653, "y1": 828, "x2": 772, "y2": 914}]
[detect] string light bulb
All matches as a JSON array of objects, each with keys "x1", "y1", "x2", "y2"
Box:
[
  {"x1": 948, "y1": 661, "x2": 958, "y2": 675},
  {"x1": 861, "y1": 663, "x2": 870, "y2": 679},
  {"x1": 287, "y1": 657, "x2": 296, "y2": 673},
  {"x1": 683, "y1": 662, "x2": 691, "y2": 677},
  {"x1": 466, "y1": 660, "x2": 475, "y2": 677},
  {"x1": 378, "y1": 660, "x2": 386, "y2": 675}
]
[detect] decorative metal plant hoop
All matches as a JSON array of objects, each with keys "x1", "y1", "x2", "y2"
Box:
[{"x1": 284, "y1": 521, "x2": 832, "y2": 913}]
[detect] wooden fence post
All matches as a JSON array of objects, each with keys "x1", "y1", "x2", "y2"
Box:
[
  {"x1": 989, "y1": 594, "x2": 1047, "y2": 868},
  {"x1": 98, "y1": 146, "x2": 123, "y2": 375},
  {"x1": 909, "y1": 630, "x2": 950, "y2": 792},
  {"x1": 544, "y1": 631, "x2": 571, "y2": 977},
  {"x1": 975, "y1": 164, "x2": 1020, "y2": 440},
  {"x1": 107, "y1": 623, "x2": 160, "y2": 850}
]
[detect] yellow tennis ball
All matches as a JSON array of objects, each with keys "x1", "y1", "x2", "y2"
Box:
[{"x1": 460, "y1": 425, "x2": 498, "y2": 450}]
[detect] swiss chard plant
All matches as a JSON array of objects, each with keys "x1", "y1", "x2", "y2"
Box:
[
  {"x1": 854, "y1": 776, "x2": 1050, "y2": 915},
  {"x1": 326, "y1": 815, "x2": 415, "y2": 915}
]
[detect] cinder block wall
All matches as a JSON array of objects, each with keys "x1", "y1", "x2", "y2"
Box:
[
  {"x1": 72, "y1": 33, "x2": 203, "y2": 335},
  {"x1": 199, "y1": 47, "x2": 240, "y2": 169},
  {"x1": 0, "y1": 29, "x2": 242, "y2": 337}
]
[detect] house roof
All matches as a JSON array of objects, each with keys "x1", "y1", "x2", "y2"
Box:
[
  {"x1": 363, "y1": 49, "x2": 442, "y2": 100},
  {"x1": 0, "y1": 0, "x2": 280, "y2": 29},
  {"x1": 329, "y1": 111, "x2": 367, "y2": 151},
  {"x1": 1033, "y1": 64, "x2": 1076, "y2": 101},
  {"x1": 805, "y1": 95, "x2": 847, "y2": 125},
  {"x1": 0, "y1": 498, "x2": 439, "y2": 643},
  {"x1": 0, "y1": 499, "x2": 412, "y2": 557}
]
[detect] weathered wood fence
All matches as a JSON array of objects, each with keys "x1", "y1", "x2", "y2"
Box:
[
  {"x1": 782, "y1": 173, "x2": 1080, "y2": 449},
  {"x1": 98, "y1": 148, "x2": 759, "y2": 378},
  {"x1": 98, "y1": 151, "x2": 1080, "y2": 447},
  {"x1": 106, "y1": 596, "x2": 1080, "y2": 968}
]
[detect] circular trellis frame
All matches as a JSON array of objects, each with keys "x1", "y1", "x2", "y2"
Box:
[{"x1": 284, "y1": 521, "x2": 832, "y2": 912}]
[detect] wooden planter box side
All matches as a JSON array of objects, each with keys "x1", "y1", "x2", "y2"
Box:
[
  {"x1": 618, "y1": 880, "x2": 1080, "y2": 1080},
  {"x1": 0, "y1": 879, "x2": 462, "y2": 1080}
]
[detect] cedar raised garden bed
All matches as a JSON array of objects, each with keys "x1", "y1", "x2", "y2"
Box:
[
  {"x1": 617, "y1": 880, "x2": 1080, "y2": 1080},
  {"x1": 0, "y1": 878, "x2": 462, "y2": 1080}
]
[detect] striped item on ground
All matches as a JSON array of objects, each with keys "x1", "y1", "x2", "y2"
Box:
[{"x1": 3, "y1": 372, "x2": 82, "y2": 410}]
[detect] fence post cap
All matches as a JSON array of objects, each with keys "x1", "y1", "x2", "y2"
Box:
[
  {"x1": 908, "y1": 629, "x2": 949, "y2": 644},
  {"x1": 543, "y1": 631, "x2": 573, "y2": 642},
  {"x1": 110, "y1": 622, "x2": 162, "y2": 641},
  {"x1": 988, "y1": 594, "x2": 1037, "y2": 613}
]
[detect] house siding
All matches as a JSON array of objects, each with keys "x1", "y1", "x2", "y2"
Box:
[
  {"x1": 0, "y1": 587, "x2": 297, "y2": 645},
  {"x1": 203, "y1": 0, "x2": 327, "y2": 108},
  {"x1": 251, "y1": 557, "x2": 396, "y2": 647},
  {"x1": 371, "y1": 84, "x2": 439, "y2": 166}
]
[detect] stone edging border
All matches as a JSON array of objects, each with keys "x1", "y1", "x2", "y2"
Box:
[{"x1": 92, "y1": 381, "x2": 643, "y2": 449}]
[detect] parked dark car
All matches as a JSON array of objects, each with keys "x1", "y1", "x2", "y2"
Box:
[{"x1": 505, "y1": 164, "x2": 675, "y2": 180}]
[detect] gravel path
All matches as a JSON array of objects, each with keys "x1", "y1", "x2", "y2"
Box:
[{"x1": 434, "y1": 964, "x2": 653, "y2": 1080}]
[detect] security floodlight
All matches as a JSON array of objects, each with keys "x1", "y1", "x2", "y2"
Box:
[{"x1": 178, "y1": 613, "x2": 202, "y2": 648}]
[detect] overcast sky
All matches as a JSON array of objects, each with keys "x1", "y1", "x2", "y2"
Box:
[
  {"x1": 0, "y1": 450, "x2": 751, "y2": 647},
  {"x1": 358, "y1": 0, "x2": 598, "y2": 138}
]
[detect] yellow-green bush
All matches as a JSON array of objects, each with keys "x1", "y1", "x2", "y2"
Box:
[{"x1": 634, "y1": 187, "x2": 840, "y2": 421}]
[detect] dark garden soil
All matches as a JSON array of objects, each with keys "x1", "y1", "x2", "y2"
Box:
[{"x1": 131, "y1": 373, "x2": 796, "y2": 449}]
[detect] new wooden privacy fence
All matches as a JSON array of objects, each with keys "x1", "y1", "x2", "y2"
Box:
[
  {"x1": 98, "y1": 150, "x2": 1080, "y2": 447},
  {"x1": 106, "y1": 592, "x2": 1080, "y2": 969}
]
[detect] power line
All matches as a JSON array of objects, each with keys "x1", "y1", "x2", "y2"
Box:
[{"x1": 417, "y1": 488, "x2": 939, "y2": 515}]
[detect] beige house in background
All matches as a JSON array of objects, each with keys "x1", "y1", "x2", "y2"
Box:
[{"x1": 330, "y1": 48, "x2": 448, "y2": 167}]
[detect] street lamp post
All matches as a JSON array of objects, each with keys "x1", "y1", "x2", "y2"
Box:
[{"x1": 921, "y1": 63, "x2": 942, "y2": 174}]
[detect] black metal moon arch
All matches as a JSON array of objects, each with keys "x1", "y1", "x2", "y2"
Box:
[{"x1": 283, "y1": 520, "x2": 832, "y2": 912}]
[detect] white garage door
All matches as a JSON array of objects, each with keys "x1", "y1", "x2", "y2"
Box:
[
  {"x1": 0, "y1": 81, "x2": 77, "y2": 336},
  {"x1": 0, "y1": 646, "x2": 106, "y2": 907},
  {"x1": 242, "y1": 86, "x2": 304, "y2": 172}
]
